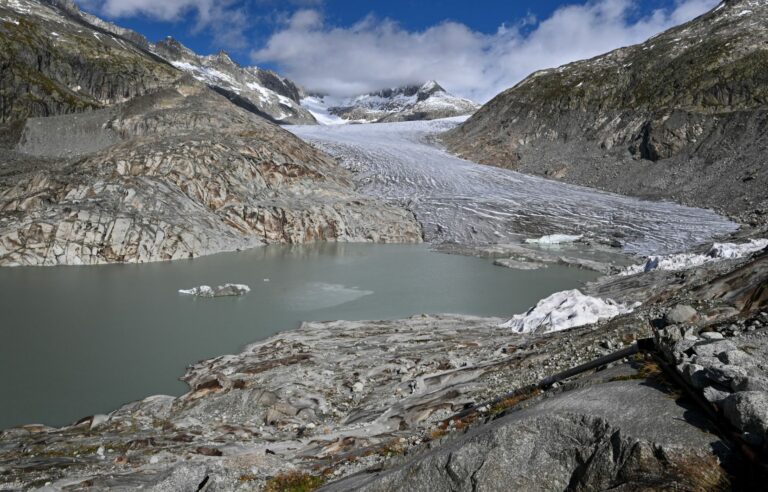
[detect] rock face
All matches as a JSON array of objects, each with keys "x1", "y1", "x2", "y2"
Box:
[
  {"x1": 152, "y1": 37, "x2": 317, "y2": 125},
  {"x1": 307, "y1": 81, "x2": 479, "y2": 123},
  {"x1": 445, "y1": 0, "x2": 768, "y2": 223},
  {"x1": 0, "y1": 0, "x2": 179, "y2": 122},
  {"x1": 0, "y1": 78, "x2": 421, "y2": 266},
  {"x1": 0, "y1": 0, "x2": 316, "y2": 126}
]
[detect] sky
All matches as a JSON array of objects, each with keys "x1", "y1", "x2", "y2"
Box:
[{"x1": 75, "y1": 0, "x2": 720, "y2": 102}]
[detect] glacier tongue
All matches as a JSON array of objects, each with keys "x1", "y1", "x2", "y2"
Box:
[{"x1": 290, "y1": 118, "x2": 737, "y2": 256}]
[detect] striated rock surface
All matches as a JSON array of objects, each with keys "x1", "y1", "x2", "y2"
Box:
[
  {"x1": 0, "y1": 78, "x2": 422, "y2": 266},
  {"x1": 445, "y1": 0, "x2": 768, "y2": 223}
]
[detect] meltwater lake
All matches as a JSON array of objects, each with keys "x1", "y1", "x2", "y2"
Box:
[{"x1": 0, "y1": 243, "x2": 598, "y2": 429}]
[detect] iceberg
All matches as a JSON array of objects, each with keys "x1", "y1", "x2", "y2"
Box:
[{"x1": 179, "y1": 284, "x2": 250, "y2": 298}]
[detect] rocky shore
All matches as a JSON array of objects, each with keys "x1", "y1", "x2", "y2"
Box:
[{"x1": 2, "y1": 242, "x2": 766, "y2": 490}]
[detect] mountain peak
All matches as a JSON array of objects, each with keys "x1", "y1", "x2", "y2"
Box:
[
  {"x1": 417, "y1": 80, "x2": 445, "y2": 101},
  {"x1": 155, "y1": 36, "x2": 196, "y2": 59}
]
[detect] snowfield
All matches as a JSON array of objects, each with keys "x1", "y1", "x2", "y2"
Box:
[{"x1": 291, "y1": 118, "x2": 737, "y2": 256}]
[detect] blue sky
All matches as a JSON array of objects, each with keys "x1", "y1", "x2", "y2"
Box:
[{"x1": 77, "y1": 0, "x2": 720, "y2": 100}]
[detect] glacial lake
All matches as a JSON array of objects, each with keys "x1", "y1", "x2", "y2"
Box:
[{"x1": 0, "y1": 243, "x2": 598, "y2": 429}]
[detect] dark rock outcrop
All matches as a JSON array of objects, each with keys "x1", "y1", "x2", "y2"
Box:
[{"x1": 0, "y1": 0, "x2": 178, "y2": 123}]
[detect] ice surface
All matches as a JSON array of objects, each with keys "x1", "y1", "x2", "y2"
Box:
[
  {"x1": 290, "y1": 119, "x2": 737, "y2": 256},
  {"x1": 500, "y1": 289, "x2": 638, "y2": 334},
  {"x1": 621, "y1": 239, "x2": 768, "y2": 275},
  {"x1": 525, "y1": 234, "x2": 583, "y2": 245}
]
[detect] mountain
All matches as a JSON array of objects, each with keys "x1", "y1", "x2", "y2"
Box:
[
  {"x1": 0, "y1": 0, "x2": 316, "y2": 125},
  {"x1": 304, "y1": 81, "x2": 479, "y2": 123},
  {"x1": 152, "y1": 37, "x2": 316, "y2": 125},
  {"x1": 0, "y1": 0, "x2": 420, "y2": 266},
  {"x1": 445, "y1": 0, "x2": 768, "y2": 225},
  {"x1": 0, "y1": 0, "x2": 178, "y2": 123}
]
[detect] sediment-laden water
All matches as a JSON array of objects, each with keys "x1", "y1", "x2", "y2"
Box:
[{"x1": 0, "y1": 243, "x2": 597, "y2": 429}]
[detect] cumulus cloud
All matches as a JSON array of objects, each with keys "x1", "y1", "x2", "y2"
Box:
[
  {"x1": 78, "y1": 0, "x2": 250, "y2": 47},
  {"x1": 252, "y1": 0, "x2": 720, "y2": 101}
]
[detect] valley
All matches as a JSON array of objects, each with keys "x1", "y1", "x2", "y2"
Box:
[{"x1": 1, "y1": 0, "x2": 767, "y2": 490}]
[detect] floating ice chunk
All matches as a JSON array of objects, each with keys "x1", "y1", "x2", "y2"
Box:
[
  {"x1": 179, "y1": 284, "x2": 250, "y2": 298},
  {"x1": 621, "y1": 239, "x2": 768, "y2": 275},
  {"x1": 525, "y1": 234, "x2": 583, "y2": 245},
  {"x1": 500, "y1": 289, "x2": 638, "y2": 334},
  {"x1": 179, "y1": 285, "x2": 215, "y2": 297}
]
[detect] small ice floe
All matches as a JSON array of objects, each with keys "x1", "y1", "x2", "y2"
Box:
[
  {"x1": 179, "y1": 284, "x2": 250, "y2": 298},
  {"x1": 500, "y1": 289, "x2": 638, "y2": 334},
  {"x1": 525, "y1": 234, "x2": 583, "y2": 245},
  {"x1": 621, "y1": 239, "x2": 768, "y2": 276}
]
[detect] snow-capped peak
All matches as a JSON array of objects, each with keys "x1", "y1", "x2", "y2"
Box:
[{"x1": 302, "y1": 81, "x2": 479, "y2": 125}]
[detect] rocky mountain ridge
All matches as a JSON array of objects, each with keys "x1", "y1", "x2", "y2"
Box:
[
  {"x1": 444, "y1": 0, "x2": 768, "y2": 224},
  {"x1": 0, "y1": 0, "x2": 316, "y2": 125},
  {"x1": 0, "y1": 0, "x2": 179, "y2": 123},
  {"x1": 304, "y1": 81, "x2": 479, "y2": 124},
  {"x1": 152, "y1": 37, "x2": 317, "y2": 125}
]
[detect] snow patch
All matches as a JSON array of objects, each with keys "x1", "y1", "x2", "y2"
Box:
[
  {"x1": 501, "y1": 289, "x2": 638, "y2": 334},
  {"x1": 621, "y1": 239, "x2": 768, "y2": 275}
]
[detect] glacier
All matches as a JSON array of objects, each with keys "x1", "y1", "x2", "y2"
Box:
[{"x1": 291, "y1": 118, "x2": 738, "y2": 256}]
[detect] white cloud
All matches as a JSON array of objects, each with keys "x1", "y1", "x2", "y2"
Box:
[
  {"x1": 252, "y1": 0, "x2": 720, "y2": 101},
  {"x1": 77, "y1": 0, "x2": 251, "y2": 48}
]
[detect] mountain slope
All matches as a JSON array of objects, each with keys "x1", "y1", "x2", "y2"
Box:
[
  {"x1": 0, "y1": 0, "x2": 179, "y2": 122},
  {"x1": 445, "y1": 0, "x2": 768, "y2": 224},
  {"x1": 306, "y1": 81, "x2": 479, "y2": 123},
  {"x1": 152, "y1": 37, "x2": 317, "y2": 125},
  {"x1": 0, "y1": 0, "x2": 420, "y2": 266}
]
